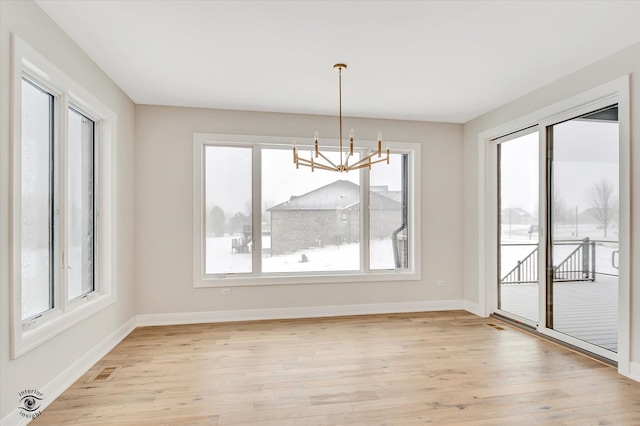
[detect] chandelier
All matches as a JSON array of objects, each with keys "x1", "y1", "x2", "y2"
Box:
[{"x1": 293, "y1": 63, "x2": 390, "y2": 172}]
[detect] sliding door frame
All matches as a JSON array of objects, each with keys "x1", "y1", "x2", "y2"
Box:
[
  {"x1": 538, "y1": 98, "x2": 624, "y2": 362},
  {"x1": 477, "y1": 76, "x2": 630, "y2": 375}
]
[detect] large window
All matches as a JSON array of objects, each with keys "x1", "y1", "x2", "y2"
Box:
[
  {"x1": 21, "y1": 81, "x2": 98, "y2": 318},
  {"x1": 12, "y1": 37, "x2": 116, "y2": 357},
  {"x1": 193, "y1": 134, "x2": 420, "y2": 286}
]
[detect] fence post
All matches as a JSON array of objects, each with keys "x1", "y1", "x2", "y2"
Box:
[
  {"x1": 591, "y1": 240, "x2": 596, "y2": 281},
  {"x1": 517, "y1": 260, "x2": 521, "y2": 283},
  {"x1": 581, "y1": 237, "x2": 589, "y2": 279}
]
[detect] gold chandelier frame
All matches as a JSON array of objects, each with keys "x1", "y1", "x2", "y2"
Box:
[{"x1": 293, "y1": 63, "x2": 390, "y2": 172}]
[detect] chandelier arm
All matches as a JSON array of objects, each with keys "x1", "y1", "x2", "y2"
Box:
[
  {"x1": 348, "y1": 155, "x2": 374, "y2": 168},
  {"x1": 296, "y1": 160, "x2": 337, "y2": 172},
  {"x1": 315, "y1": 150, "x2": 340, "y2": 169},
  {"x1": 366, "y1": 156, "x2": 391, "y2": 166},
  {"x1": 348, "y1": 156, "x2": 390, "y2": 171},
  {"x1": 349, "y1": 152, "x2": 386, "y2": 168},
  {"x1": 348, "y1": 152, "x2": 390, "y2": 169},
  {"x1": 316, "y1": 164, "x2": 340, "y2": 172}
]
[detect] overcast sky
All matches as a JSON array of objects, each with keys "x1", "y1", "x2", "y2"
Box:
[{"x1": 500, "y1": 119, "x2": 618, "y2": 214}]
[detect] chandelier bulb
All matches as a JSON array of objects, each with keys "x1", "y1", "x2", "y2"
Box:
[{"x1": 314, "y1": 131, "x2": 319, "y2": 141}]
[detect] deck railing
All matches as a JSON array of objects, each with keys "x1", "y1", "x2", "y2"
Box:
[
  {"x1": 553, "y1": 238, "x2": 595, "y2": 282},
  {"x1": 501, "y1": 238, "x2": 618, "y2": 285},
  {"x1": 501, "y1": 245, "x2": 538, "y2": 285}
]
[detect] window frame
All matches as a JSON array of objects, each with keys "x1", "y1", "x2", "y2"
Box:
[
  {"x1": 10, "y1": 35, "x2": 117, "y2": 358},
  {"x1": 65, "y1": 105, "x2": 97, "y2": 302},
  {"x1": 192, "y1": 133, "x2": 421, "y2": 288},
  {"x1": 19, "y1": 76, "x2": 57, "y2": 321}
]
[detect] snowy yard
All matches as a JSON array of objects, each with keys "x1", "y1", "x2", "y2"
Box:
[{"x1": 206, "y1": 235, "x2": 396, "y2": 274}]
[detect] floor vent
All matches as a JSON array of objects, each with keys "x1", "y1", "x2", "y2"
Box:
[
  {"x1": 486, "y1": 323, "x2": 505, "y2": 331},
  {"x1": 88, "y1": 366, "x2": 122, "y2": 383}
]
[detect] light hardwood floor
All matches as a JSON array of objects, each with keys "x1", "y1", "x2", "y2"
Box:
[{"x1": 32, "y1": 311, "x2": 640, "y2": 425}]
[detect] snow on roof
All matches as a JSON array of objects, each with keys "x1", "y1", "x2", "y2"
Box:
[
  {"x1": 501, "y1": 207, "x2": 534, "y2": 218},
  {"x1": 269, "y1": 180, "x2": 400, "y2": 211}
]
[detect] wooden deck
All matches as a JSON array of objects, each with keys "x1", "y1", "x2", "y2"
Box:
[{"x1": 500, "y1": 275, "x2": 618, "y2": 352}]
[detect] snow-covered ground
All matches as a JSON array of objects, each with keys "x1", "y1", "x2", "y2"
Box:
[{"x1": 206, "y1": 235, "x2": 396, "y2": 274}]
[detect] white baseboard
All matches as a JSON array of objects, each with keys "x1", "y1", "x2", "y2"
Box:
[
  {"x1": 629, "y1": 361, "x2": 640, "y2": 383},
  {"x1": 136, "y1": 300, "x2": 468, "y2": 326},
  {"x1": 1, "y1": 317, "x2": 137, "y2": 426},
  {"x1": 463, "y1": 300, "x2": 484, "y2": 317}
]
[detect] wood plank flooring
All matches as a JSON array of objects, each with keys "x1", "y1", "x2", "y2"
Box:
[{"x1": 32, "y1": 311, "x2": 640, "y2": 425}]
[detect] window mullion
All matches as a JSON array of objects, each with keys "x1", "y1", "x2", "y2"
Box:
[
  {"x1": 93, "y1": 121, "x2": 100, "y2": 293},
  {"x1": 91, "y1": 119, "x2": 98, "y2": 295},
  {"x1": 49, "y1": 87, "x2": 58, "y2": 313},
  {"x1": 57, "y1": 95, "x2": 70, "y2": 310},
  {"x1": 361, "y1": 151, "x2": 371, "y2": 273},
  {"x1": 252, "y1": 145, "x2": 262, "y2": 275}
]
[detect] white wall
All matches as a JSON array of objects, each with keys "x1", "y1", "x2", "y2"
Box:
[
  {"x1": 462, "y1": 43, "x2": 640, "y2": 366},
  {"x1": 135, "y1": 105, "x2": 464, "y2": 316},
  {"x1": 0, "y1": 1, "x2": 136, "y2": 421}
]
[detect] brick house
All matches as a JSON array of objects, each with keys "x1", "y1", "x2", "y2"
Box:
[{"x1": 268, "y1": 180, "x2": 402, "y2": 255}]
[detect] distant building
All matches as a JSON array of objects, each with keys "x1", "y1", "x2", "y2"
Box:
[
  {"x1": 501, "y1": 207, "x2": 536, "y2": 225},
  {"x1": 268, "y1": 180, "x2": 402, "y2": 255}
]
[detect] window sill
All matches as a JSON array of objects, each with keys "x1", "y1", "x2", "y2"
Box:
[
  {"x1": 13, "y1": 292, "x2": 116, "y2": 359},
  {"x1": 194, "y1": 269, "x2": 421, "y2": 288}
]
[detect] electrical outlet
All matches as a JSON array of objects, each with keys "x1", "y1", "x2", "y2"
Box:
[
  {"x1": 221, "y1": 288, "x2": 231, "y2": 295},
  {"x1": 437, "y1": 280, "x2": 446, "y2": 287}
]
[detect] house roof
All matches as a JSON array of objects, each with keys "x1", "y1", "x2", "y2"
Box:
[
  {"x1": 501, "y1": 207, "x2": 534, "y2": 218},
  {"x1": 269, "y1": 180, "x2": 401, "y2": 212}
]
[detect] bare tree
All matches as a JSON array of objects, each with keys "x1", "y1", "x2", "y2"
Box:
[
  {"x1": 587, "y1": 179, "x2": 617, "y2": 237},
  {"x1": 206, "y1": 205, "x2": 225, "y2": 237},
  {"x1": 262, "y1": 198, "x2": 275, "y2": 228},
  {"x1": 553, "y1": 191, "x2": 566, "y2": 227},
  {"x1": 243, "y1": 199, "x2": 252, "y2": 217}
]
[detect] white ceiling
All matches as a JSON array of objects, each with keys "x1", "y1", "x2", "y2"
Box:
[{"x1": 36, "y1": 1, "x2": 640, "y2": 123}]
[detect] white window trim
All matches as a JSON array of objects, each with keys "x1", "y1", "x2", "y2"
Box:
[
  {"x1": 192, "y1": 133, "x2": 421, "y2": 288},
  {"x1": 476, "y1": 76, "x2": 630, "y2": 376},
  {"x1": 10, "y1": 35, "x2": 118, "y2": 358}
]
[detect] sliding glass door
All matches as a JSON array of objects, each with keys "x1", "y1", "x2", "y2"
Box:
[
  {"x1": 496, "y1": 104, "x2": 620, "y2": 360},
  {"x1": 545, "y1": 105, "x2": 619, "y2": 354},
  {"x1": 497, "y1": 130, "x2": 539, "y2": 324}
]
